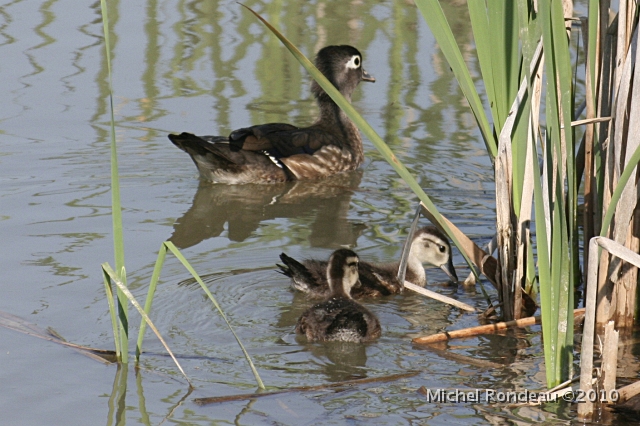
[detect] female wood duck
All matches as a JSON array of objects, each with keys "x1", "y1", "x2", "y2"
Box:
[
  {"x1": 279, "y1": 226, "x2": 458, "y2": 299},
  {"x1": 168, "y1": 45, "x2": 375, "y2": 184},
  {"x1": 296, "y1": 249, "x2": 381, "y2": 343}
]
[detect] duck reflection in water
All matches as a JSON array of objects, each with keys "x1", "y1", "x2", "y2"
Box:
[{"x1": 169, "y1": 170, "x2": 365, "y2": 249}]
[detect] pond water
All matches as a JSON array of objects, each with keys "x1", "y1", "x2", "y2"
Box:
[{"x1": 0, "y1": 0, "x2": 623, "y2": 425}]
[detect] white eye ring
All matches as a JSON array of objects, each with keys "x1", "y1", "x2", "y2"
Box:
[{"x1": 345, "y1": 55, "x2": 361, "y2": 69}]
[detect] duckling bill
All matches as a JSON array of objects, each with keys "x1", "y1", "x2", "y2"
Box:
[
  {"x1": 278, "y1": 226, "x2": 458, "y2": 299},
  {"x1": 169, "y1": 45, "x2": 375, "y2": 184},
  {"x1": 296, "y1": 249, "x2": 381, "y2": 343}
]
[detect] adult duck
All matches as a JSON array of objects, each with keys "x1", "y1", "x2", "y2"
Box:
[
  {"x1": 279, "y1": 226, "x2": 458, "y2": 299},
  {"x1": 296, "y1": 249, "x2": 381, "y2": 343},
  {"x1": 169, "y1": 45, "x2": 374, "y2": 184}
]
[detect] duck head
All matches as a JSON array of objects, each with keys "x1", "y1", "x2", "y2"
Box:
[
  {"x1": 311, "y1": 45, "x2": 375, "y2": 102},
  {"x1": 326, "y1": 248, "x2": 360, "y2": 298},
  {"x1": 410, "y1": 226, "x2": 458, "y2": 282}
]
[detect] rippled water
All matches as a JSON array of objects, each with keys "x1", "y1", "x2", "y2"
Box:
[{"x1": 0, "y1": 1, "x2": 601, "y2": 424}]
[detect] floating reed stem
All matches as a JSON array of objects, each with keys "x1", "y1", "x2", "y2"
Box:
[{"x1": 412, "y1": 308, "x2": 586, "y2": 345}]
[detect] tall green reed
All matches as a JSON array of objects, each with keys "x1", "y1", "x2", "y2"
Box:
[
  {"x1": 412, "y1": 0, "x2": 579, "y2": 387},
  {"x1": 415, "y1": 0, "x2": 640, "y2": 389},
  {"x1": 244, "y1": 0, "x2": 613, "y2": 388},
  {"x1": 99, "y1": 0, "x2": 264, "y2": 389},
  {"x1": 135, "y1": 242, "x2": 265, "y2": 389},
  {"x1": 241, "y1": 4, "x2": 480, "y2": 283},
  {"x1": 100, "y1": 0, "x2": 128, "y2": 364}
]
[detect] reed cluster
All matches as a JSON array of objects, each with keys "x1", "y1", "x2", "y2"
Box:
[
  {"x1": 256, "y1": 0, "x2": 640, "y2": 398},
  {"x1": 98, "y1": 0, "x2": 640, "y2": 414}
]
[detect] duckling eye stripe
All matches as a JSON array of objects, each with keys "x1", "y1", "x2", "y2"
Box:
[{"x1": 345, "y1": 55, "x2": 361, "y2": 69}]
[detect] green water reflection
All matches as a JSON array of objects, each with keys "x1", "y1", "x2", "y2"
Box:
[{"x1": 0, "y1": 0, "x2": 560, "y2": 425}]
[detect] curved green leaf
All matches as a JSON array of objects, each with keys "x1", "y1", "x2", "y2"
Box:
[
  {"x1": 240, "y1": 4, "x2": 479, "y2": 284},
  {"x1": 415, "y1": 0, "x2": 497, "y2": 158}
]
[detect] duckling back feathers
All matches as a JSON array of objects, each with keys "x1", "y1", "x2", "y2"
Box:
[{"x1": 295, "y1": 249, "x2": 381, "y2": 343}]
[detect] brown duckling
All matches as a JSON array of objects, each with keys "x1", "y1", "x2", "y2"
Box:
[
  {"x1": 296, "y1": 249, "x2": 381, "y2": 343},
  {"x1": 278, "y1": 226, "x2": 458, "y2": 299},
  {"x1": 169, "y1": 45, "x2": 375, "y2": 184}
]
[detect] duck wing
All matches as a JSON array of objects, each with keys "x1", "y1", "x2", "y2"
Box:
[
  {"x1": 229, "y1": 123, "x2": 298, "y2": 152},
  {"x1": 351, "y1": 262, "x2": 403, "y2": 298},
  {"x1": 168, "y1": 132, "x2": 289, "y2": 183},
  {"x1": 230, "y1": 124, "x2": 342, "y2": 158}
]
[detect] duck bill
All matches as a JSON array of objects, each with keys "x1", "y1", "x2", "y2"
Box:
[
  {"x1": 440, "y1": 257, "x2": 458, "y2": 283},
  {"x1": 362, "y1": 69, "x2": 375, "y2": 82}
]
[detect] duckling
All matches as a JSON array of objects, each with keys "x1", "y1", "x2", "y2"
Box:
[
  {"x1": 278, "y1": 226, "x2": 458, "y2": 299},
  {"x1": 169, "y1": 45, "x2": 375, "y2": 184},
  {"x1": 296, "y1": 249, "x2": 381, "y2": 343}
]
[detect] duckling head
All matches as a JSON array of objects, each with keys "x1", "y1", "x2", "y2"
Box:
[
  {"x1": 311, "y1": 45, "x2": 375, "y2": 102},
  {"x1": 326, "y1": 248, "x2": 360, "y2": 298},
  {"x1": 410, "y1": 226, "x2": 458, "y2": 282}
]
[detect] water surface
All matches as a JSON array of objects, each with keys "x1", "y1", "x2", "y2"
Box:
[{"x1": 0, "y1": 1, "x2": 593, "y2": 424}]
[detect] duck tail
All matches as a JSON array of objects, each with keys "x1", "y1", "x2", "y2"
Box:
[
  {"x1": 277, "y1": 253, "x2": 314, "y2": 293},
  {"x1": 168, "y1": 132, "x2": 244, "y2": 175},
  {"x1": 168, "y1": 132, "x2": 227, "y2": 152}
]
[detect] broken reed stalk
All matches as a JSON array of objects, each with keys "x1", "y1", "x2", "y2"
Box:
[
  {"x1": 616, "y1": 380, "x2": 640, "y2": 404},
  {"x1": 412, "y1": 308, "x2": 586, "y2": 345},
  {"x1": 416, "y1": 345, "x2": 504, "y2": 370},
  {"x1": 579, "y1": 236, "x2": 640, "y2": 419},
  {"x1": 103, "y1": 262, "x2": 192, "y2": 386},
  {"x1": 601, "y1": 321, "x2": 619, "y2": 401},
  {"x1": 194, "y1": 370, "x2": 420, "y2": 405},
  {"x1": 404, "y1": 282, "x2": 475, "y2": 313},
  {"x1": 0, "y1": 311, "x2": 117, "y2": 364},
  {"x1": 396, "y1": 204, "x2": 422, "y2": 284}
]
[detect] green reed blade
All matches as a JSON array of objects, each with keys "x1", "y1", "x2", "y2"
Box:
[
  {"x1": 530, "y1": 126, "x2": 552, "y2": 379},
  {"x1": 415, "y1": 0, "x2": 497, "y2": 158},
  {"x1": 536, "y1": 0, "x2": 576, "y2": 387},
  {"x1": 102, "y1": 262, "x2": 192, "y2": 386},
  {"x1": 100, "y1": 0, "x2": 128, "y2": 363},
  {"x1": 600, "y1": 143, "x2": 640, "y2": 238},
  {"x1": 551, "y1": 0, "x2": 576, "y2": 383},
  {"x1": 240, "y1": 4, "x2": 478, "y2": 285},
  {"x1": 163, "y1": 242, "x2": 265, "y2": 390},
  {"x1": 102, "y1": 267, "x2": 121, "y2": 359},
  {"x1": 136, "y1": 243, "x2": 168, "y2": 362},
  {"x1": 397, "y1": 204, "x2": 422, "y2": 284}
]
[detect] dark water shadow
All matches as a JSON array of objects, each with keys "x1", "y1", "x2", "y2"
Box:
[{"x1": 169, "y1": 171, "x2": 367, "y2": 249}]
